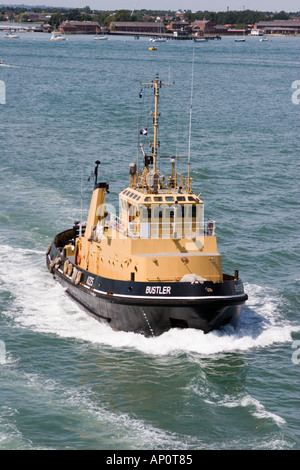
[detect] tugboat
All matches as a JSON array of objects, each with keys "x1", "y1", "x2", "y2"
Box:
[{"x1": 46, "y1": 75, "x2": 248, "y2": 337}]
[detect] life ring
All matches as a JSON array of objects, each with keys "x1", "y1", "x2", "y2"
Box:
[{"x1": 77, "y1": 253, "x2": 81, "y2": 265}]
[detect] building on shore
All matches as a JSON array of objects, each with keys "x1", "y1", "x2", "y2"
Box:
[
  {"x1": 3, "y1": 15, "x2": 298, "y2": 38},
  {"x1": 109, "y1": 21, "x2": 164, "y2": 35},
  {"x1": 167, "y1": 21, "x2": 191, "y2": 36},
  {"x1": 59, "y1": 21, "x2": 100, "y2": 34},
  {"x1": 254, "y1": 20, "x2": 300, "y2": 35},
  {"x1": 191, "y1": 20, "x2": 217, "y2": 36},
  {"x1": 65, "y1": 19, "x2": 299, "y2": 37}
]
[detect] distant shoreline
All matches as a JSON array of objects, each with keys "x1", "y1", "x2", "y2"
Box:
[{"x1": 1, "y1": 26, "x2": 299, "y2": 39}]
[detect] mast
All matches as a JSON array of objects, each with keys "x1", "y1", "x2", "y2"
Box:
[
  {"x1": 138, "y1": 75, "x2": 192, "y2": 194},
  {"x1": 141, "y1": 74, "x2": 170, "y2": 173},
  {"x1": 130, "y1": 0, "x2": 139, "y2": 17}
]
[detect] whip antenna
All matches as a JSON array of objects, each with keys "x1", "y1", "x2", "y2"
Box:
[{"x1": 188, "y1": 45, "x2": 195, "y2": 186}]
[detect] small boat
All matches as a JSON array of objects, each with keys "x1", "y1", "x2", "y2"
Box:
[
  {"x1": 94, "y1": 35, "x2": 108, "y2": 40},
  {"x1": 148, "y1": 46, "x2": 157, "y2": 51},
  {"x1": 50, "y1": 33, "x2": 67, "y2": 41},
  {"x1": 194, "y1": 38, "x2": 208, "y2": 42},
  {"x1": 235, "y1": 38, "x2": 246, "y2": 42},
  {"x1": 4, "y1": 32, "x2": 19, "y2": 39},
  {"x1": 150, "y1": 37, "x2": 166, "y2": 43},
  {"x1": 260, "y1": 37, "x2": 268, "y2": 42},
  {"x1": 46, "y1": 74, "x2": 248, "y2": 337}
]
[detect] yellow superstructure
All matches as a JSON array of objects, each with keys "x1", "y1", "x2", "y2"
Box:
[
  {"x1": 74, "y1": 75, "x2": 223, "y2": 284},
  {"x1": 74, "y1": 183, "x2": 222, "y2": 283}
]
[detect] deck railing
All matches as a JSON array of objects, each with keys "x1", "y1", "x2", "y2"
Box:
[{"x1": 105, "y1": 213, "x2": 215, "y2": 240}]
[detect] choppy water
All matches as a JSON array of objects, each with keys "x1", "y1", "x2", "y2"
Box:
[{"x1": 0, "y1": 32, "x2": 299, "y2": 451}]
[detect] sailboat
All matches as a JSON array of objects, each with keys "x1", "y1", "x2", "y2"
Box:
[
  {"x1": 50, "y1": 31, "x2": 67, "y2": 41},
  {"x1": 150, "y1": 37, "x2": 166, "y2": 43},
  {"x1": 46, "y1": 75, "x2": 248, "y2": 337},
  {"x1": 149, "y1": 21, "x2": 166, "y2": 42}
]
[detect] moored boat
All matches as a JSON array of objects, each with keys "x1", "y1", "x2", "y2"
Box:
[
  {"x1": 50, "y1": 32, "x2": 67, "y2": 41},
  {"x1": 46, "y1": 75, "x2": 248, "y2": 337},
  {"x1": 4, "y1": 32, "x2": 19, "y2": 38},
  {"x1": 150, "y1": 37, "x2": 166, "y2": 42},
  {"x1": 94, "y1": 35, "x2": 108, "y2": 40}
]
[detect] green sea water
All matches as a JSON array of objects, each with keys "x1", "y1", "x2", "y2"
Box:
[{"x1": 0, "y1": 31, "x2": 299, "y2": 450}]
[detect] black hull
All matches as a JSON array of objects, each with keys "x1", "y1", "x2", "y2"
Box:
[{"x1": 46, "y1": 233, "x2": 248, "y2": 337}]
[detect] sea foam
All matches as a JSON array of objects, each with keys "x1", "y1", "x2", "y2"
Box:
[{"x1": 0, "y1": 243, "x2": 298, "y2": 358}]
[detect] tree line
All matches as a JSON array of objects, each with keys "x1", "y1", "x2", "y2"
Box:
[
  {"x1": 0, "y1": 6, "x2": 299, "y2": 28},
  {"x1": 183, "y1": 9, "x2": 297, "y2": 25}
]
